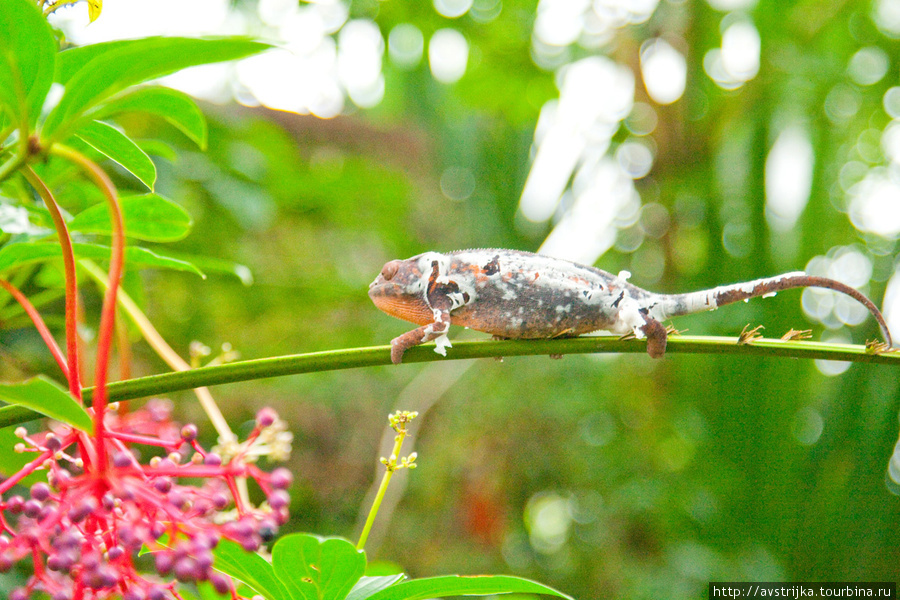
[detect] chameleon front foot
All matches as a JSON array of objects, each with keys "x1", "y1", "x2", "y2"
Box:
[{"x1": 389, "y1": 310, "x2": 452, "y2": 364}]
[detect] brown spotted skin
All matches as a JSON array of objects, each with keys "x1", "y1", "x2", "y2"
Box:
[{"x1": 369, "y1": 249, "x2": 893, "y2": 364}]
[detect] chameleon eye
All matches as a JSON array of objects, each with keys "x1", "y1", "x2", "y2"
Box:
[{"x1": 380, "y1": 260, "x2": 401, "y2": 280}]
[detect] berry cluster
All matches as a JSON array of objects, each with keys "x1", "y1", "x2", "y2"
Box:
[{"x1": 0, "y1": 401, "x2": 291, "y2": 600}]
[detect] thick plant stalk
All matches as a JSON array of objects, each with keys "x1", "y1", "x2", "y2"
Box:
[
  {"x1": 51, "y1": 145, "x2": 125, "y2": 472},
  {"x1": 22, "y1": 166, "x2": 82, "y2": 398},
  {"x1": 0, "y1": 335, "x2": 897, "y2": 429}
]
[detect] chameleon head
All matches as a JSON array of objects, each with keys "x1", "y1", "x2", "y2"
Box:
[{"x1": 368, "y1": 258, "x2": 434, "y2": 326}]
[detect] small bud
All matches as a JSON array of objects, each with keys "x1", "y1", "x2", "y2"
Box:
[
  {"x1": 14, "y1": 427, "x2": 26, "y2": 439},
  {"x1": 174, "y1": 556, "x2": 200, "y2": 582},
  {"x1": 148, "y1": 586, "x2": 168, "y2": 600},
  {"x1": 6, "y1": 496, "x2": 23, "y2": 514},
  {"x1": 44, "y1": 434, "x2": 62, "y2": 452},
  {"x1": 256, "y1": 408, "x2": 278, "y2": 428},
  {"x1": 155, "y1": 551, "x2": 174, "y2": 575},
  {"x1": 23, "y1": 499, "x2": 42, "y2": 518},
  {"x1": 210, "y1": 572, "x2": 231, "y2": 595},
  {"x1": 180, "y1": 424, "x2": 198, "y2": 441},
  {"x1": 113, "y1": 452, "x2": 132, "y2": 468},
  {"x1": 270, "y1": 468, "x2": 293, "y2": 490},
  {"x1": 211, "y1": 493, "x2": 229, "y2": 510},
  {"x1": 30, "y1": 482, "x2": 50, "y2": 501}
]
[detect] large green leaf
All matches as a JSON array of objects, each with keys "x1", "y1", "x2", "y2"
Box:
[
  {"x1": 43, "y1": 37, "x2": 270, "y2": 140},
  {"x1": 56, "y1": 39, "x2": 133, "y2": 85},
  {"x1": 0, "y1": 376, "x2": 92, "y2": 433},
  {"x1": 212, "y1": 539, "x2": 289, "y2": 600},
  {"x1": 68, "y1": 193, "x2": 192, "y2": 242},
  {"x1": 95, "y1": 86, "x2": 207, "y2": 149},
  {"x1": 0, "y1": 241, "x2": 205, "y2": 277},
  {"x1": 362, "y1": 575, "x2": 574, "y2": 600},
  {"x1": 74, "y1": 120, "x2": 157, "y2": 190},
  {"x1": 0, "y1": 0, "x2": 56, "y2": 130},
  {"x1": 272, "y1": 534, "x2": 366, "y2": 600}
]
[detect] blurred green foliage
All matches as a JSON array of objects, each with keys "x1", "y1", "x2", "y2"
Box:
[{"x1": 3, "y1": 0, "x2": 900, "y2": 598}]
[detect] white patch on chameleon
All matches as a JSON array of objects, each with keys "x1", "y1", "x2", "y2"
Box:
[
  {"x1": 615, "y1": 296, "x2": 646, "y2": 338},
  {"x1": 433, "y1": 333, "x2": 452, "y2": 356}
]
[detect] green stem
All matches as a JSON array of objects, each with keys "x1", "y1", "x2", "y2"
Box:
[
  {"x1": 0, "y1": 151, "x2": 27, "y2": 184},
  {"x1": 357, "y1": 429, "x2": 407, "y2": 550},
  {"x1": 0, "y1": 335, "x2": 897, "y2": 428}
]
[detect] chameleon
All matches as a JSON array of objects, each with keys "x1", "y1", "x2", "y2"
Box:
[{"x1": 368, "y1": 248, "x2": 893, "y2": 364}]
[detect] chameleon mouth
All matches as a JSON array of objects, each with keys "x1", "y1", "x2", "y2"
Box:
[{"x1": 368, "y1": 285, "x2": 433, "y2": 325}]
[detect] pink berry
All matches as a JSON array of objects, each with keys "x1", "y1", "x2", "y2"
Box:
[
  {"x1": 270, "y1": 468, "x2": 293, "y2": 490},
  {"x1": 30, "y1": 482, "x2": 50, "y2": 501},
  {"x1": 180, "y1": 424, "x2": 198, "y2": 441},
  {"x1": 256, "y1": 408, "x2": 278, "y2": 428}
]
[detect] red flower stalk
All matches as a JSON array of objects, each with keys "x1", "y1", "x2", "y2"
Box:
[
  {"x1": 0, "y1": 149, "x2": 291, "y2": 599},
  {"x1": 0, "y1": 403, "x2": 291, "y2": 600}
]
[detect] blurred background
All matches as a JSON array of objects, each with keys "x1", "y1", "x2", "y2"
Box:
[{"x1": 7, "y1": 0, "x2": 900, "y2": 597}]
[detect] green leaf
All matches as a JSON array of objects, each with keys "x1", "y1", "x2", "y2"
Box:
[
  {"x1": 69, "y1": 193, "x2": 193, "y2": 242},
  {"x1": 136, "y1": 139, "x2": 178, "y2": 162},
  {"x1": 0, "y1": 241, "x2": 205, "y2": 277},
  {"x1": 0, "y1": 376, "x2": 92, "y2": 433},
  {"x1": 346, "y1": 575, "x2": 406, "y2": 600},
  {"x1": 73, "y1": 120, "x2": 156, "y2": 190},
  {"x1": 95, "y1": 86, "x2": 207, "y2": 149},
  {"x1": 272, "y1": 534, "x2": 366, "y2": 600},
  {"x1": 212, "y1": 539, "x2": 289, "y2": 600},
  {"x1": 43, "y1": 37, "x2": 270, "y2": 140},
  {"x1": 156, "y1": 251, "x2": 253, "y2": 285},
  {"x1": 56, "y1": 40, "x2": 134, "y2": 85},
  {"x1": 0, "y1": 0, "x2": 56, "y2": 129},
  {"x1": 363, "y1": 575, "x2": 574, "y2": 600}
]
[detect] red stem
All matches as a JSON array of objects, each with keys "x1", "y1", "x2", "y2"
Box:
[
  {"x1": 0, "y1": 278, "x2": 68, "y2": 379},
  {"x1": 105, "y1": 431, "x2": 181, "y2": 449},
  {"x1": 52, "y1": 146, "x2": 126, "y2": 474},
  {"x1": 139, "y1": 465, "x2": 251, "y2": 478},
  {"x1": 0, "y1": 448, "x2": 54, "y2": 495},
  {"x1": 22, "y1": 167, "x2": 82, "y2": 399}
]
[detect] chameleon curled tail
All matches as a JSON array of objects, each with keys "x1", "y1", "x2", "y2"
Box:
[{"x1": 649, "y1": 272, "x2": 893, "y2": 354}]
